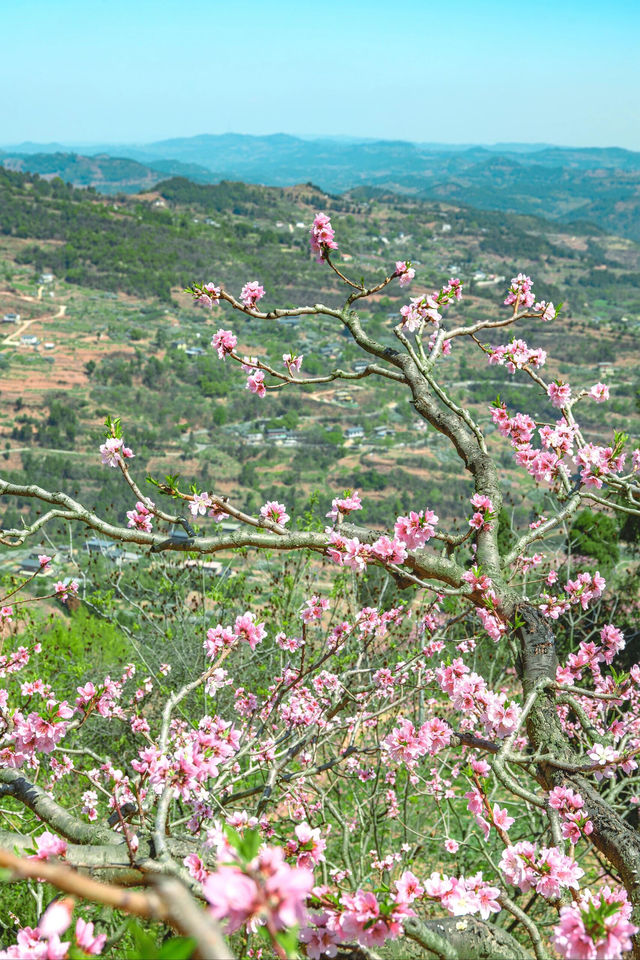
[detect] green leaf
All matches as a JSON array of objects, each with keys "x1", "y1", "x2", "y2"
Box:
[
  {"x1": 275, "y1": 926, "x2": 300, "y2": 958},
  {"x1": 236, "y1": 827, "x2": 261, "y2": 863},
  {"x1": 223, "y1": 824, "x2": 242, "y2": 852},
  {"x1": 126, "y1": 919, "x2": 158, "y2": 959},
  {"x1": 157, "y1": 936, "x2": 197, "y2": 959},
  {"x1": 68, "y1": 946, "x2": 93, "y2": 960}
]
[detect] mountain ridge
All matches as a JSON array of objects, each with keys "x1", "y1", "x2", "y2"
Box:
[{"x1": 2, "y1": 134, "x2": 639, "y2": 240}]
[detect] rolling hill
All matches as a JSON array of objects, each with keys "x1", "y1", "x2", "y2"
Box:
[{"x1": 3, "y1": 134, "x2": 640, "y2": 240}]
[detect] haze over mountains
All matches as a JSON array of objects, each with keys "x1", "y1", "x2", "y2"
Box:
[{"x1": 2, "y1": 133, "x2": 640, "y2": 240}]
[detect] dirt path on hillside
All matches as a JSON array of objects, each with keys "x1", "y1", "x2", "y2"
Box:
[{"x1": 1, "y1": 304, "x2": 66, "y2": 346}]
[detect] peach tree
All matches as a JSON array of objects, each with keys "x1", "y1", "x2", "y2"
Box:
[{"x1": 0, "y1": 214, "x2": 639, "y2": 959}]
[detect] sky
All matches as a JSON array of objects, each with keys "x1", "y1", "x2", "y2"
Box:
[{"x1": 2, "y1": 0, "x2": 639, "y2": 150}]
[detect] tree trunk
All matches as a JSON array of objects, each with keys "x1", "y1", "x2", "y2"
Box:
[{"x1": 516, "y1": 603, "x2": 640, "y2": 957}]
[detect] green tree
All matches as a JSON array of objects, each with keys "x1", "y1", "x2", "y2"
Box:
[{"x1": 568, "y1": 508, "x2": 619, "y2": 573}]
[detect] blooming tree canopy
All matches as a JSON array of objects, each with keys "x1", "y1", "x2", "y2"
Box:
[{"x1": 1, "y1": 213, "x2": 640, "y2": 959}]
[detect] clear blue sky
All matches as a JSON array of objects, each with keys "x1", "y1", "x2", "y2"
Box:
[{"x1": 2, "y1": 0, "x2": 639, "y2": 149}]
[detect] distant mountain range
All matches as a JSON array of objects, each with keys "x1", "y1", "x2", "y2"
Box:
[{"x1": 3, "y1": 133, "x2": 640, "y2": 240}]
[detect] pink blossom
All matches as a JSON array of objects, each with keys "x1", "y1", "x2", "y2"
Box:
[
  {"x1": 283, "y1": 352, "x2": 303, "y2": 374},
  {"x1": 462, "y1": 566, "x2": 493, "y2": 593},
  {"x1": 326, "y1": 490, "x2": 362, "y2": 520},
  {"x1": 565, "y1": 571, "x2": 606, "y2": 610},
  {"x1": 395, "y1": 261, "x2": 415, "y2": 287},
  {"x1": 574, "y1": 443, "x2": 625, "y2": 489},
  {"x1": 400, "y1": 295, "x2": 441, "y2": 332},
  {"x1": 292, "y1": 822, "x2": 327, "y2": 869},
  {"x1": 383, "y1": 716, "x2": 452, "y2": 768},
  {"x1": 587, "y1": 742, "x2": 621, "y2": 780},
  {"x1": 260, "y1": 500, "x2": 290, "y2": 525},
  {"x1": 310, "y1": 213, "x2": 338, "y2": 260},
  {"x1": 477, "y1": 607, "x2": 507, "y2": 642},
  {"x1": 548, "y1": 381, "x2": 572, "y2": 408},
  {"x1": 343, "y1": 537, "x2": 370, "y2": 573},
  {"x1": 588, "y1": 382, "x2": 610, "y2": 403},
  {"x1": 190, "y1": 491, "x2": 212, "y2": 517},
  {"x1": 553, "y1": 886, "x2": 637, "y2": 960},
  {"x1": 99, "y1": 437, "x2": 125, "y2": 467},
  {"x1": 212, "y1": 328, "x2": 237, "y2": 359},
  {"x1": 39, "y1": 900, "x2": 73, "y2": 938},
  {"x1": 54, "y1": 580, "x2": 79, "y2": 603},
  {"x1": 74, "y1": 918, "x2": 107, "y2": 955},
  {"x1": 371, "y1": 535, "x2": 408, "y2": 565},
  {"x1": 234, "y1": 612, "x2": 267, "y2": 651},
  {"x1": 394, "y1": 509, "x2": 438, "y2": 548},
  {"x1": 183, "y1": 852, "x2": 209, "y2": 882},
  {"x1": 504, "y1": 273, "x2": 535, "y2": 309},
  {"x1": 424, "y1": 871, "x2": 454, "y2": 899},
  {"x1": 300, "y1": 594, "x2": 330, "y2": 622},
  {"x1": 204, "y1": 847, "x2": 313, "y2": 934},
  {"x1": 32, "y1": 831, "x2": 67, "y2": 861},
  {"x1": 240, "y1": 281, "x2": 265, "y2": 309},
  {"x1": 427, "y1": 872, "x2": 500, "y2": 921},
  {"x1": 600, "y1": 624, "x2": 625, "y2": 663},
  {"x1": 488, "y1": 339, "x2": 546, "y2": 372},
  {"x1": 246, "y1": 369, "x2": 266, "y2": 398},
  {"x1": 395, "y1": 870, "x2": 424, "y2": 902},
  {"x1": 300, "y1": 914, "x2": 340, "y2": 959},
  {"x1": 492, "y1": 803, "x2": 514, "y2": 832},
  {"x1": 535, "y1": 299, "x2": 556, "y2": 322},
  {"x1": 203, "y1": 868, "x2": 260, "y2": 933},
  {"x1": 471, "y1": 494, "x2": 494, "y2": 512},
  {"x1": 194, "y1": 282, "x2": 221, "y2": 308},
  {"x1": 499, "y1": 841, "x2": 537, "y2": 891},
  {"x1": 126, "y1": 500, "x2": 153, "y2": 533},
  {"x1": 276, "y1": 631, "x2": 303, "y2": 652},
  {"x1": 443, "y1": 277, "x2": 463, "y2": 300},
  {"x1": 533, "y1": 846, "x2": 584, "y2": 899}
]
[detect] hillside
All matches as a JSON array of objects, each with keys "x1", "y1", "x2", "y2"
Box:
[
  {"x1": 0, "y1": 151, "x2": 215, "y2": 194},
  {"x1": 3, "y1": 134, "x2": 640, "y2": 239},
  {"x1": 0, "y1": 167, "x2": 639, "y2": 557}
]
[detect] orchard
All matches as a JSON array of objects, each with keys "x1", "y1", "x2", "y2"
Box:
[{"x1": 0, "y1": 213, "x2": 639, "y2": 960}]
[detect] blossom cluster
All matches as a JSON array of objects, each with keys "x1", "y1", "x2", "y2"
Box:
[
  {"x1": 205, "y1": 612, "x2": 267, "y2": 657},
  {"x1": 398, "y1": 277, "x2": 461, "y2": 334},
  {"x1": 126, "y1": 500, "x2": 154, "y2": 533},
  {"x1": 499, "y1": 841, "x2": 584, "y2": 898},
  {"x1": 131, "y1": 715, "x2": 240, "y2": 803},
  {"x1": 548, "y1": 786, "x2": 594, "y2": 844},
  {"x1": 504, "y1": 273, "x2": 536, "y2": 309},
  {"x1": 491, "y1": 397, "x2": 626, "y2": 493},
  {"x1": 423, "y1": 870, "x2": 501, "y2": 920},
  {"x1": 436, "y1": 658, "x2": 520, "y2": 738},
  {"x1": 552, "y1": 886, "x2": 638, "y2": 960},
  {"x1": 0, "y1": 904, "x2": 106, "y2": 959},
  {"x1": 310, "y1": 213, "x2": 338, "y2": 260},
  {"x1": 394, "y1": 260, "x2": 415, "y2": 286},
  {"x1": 99, "y1": 435, "x2": 134, "y2": 467},
  {"x1": 382, "y1": 715, "x2": 453, "y2": 768},
  {"x1": 488, "y1": 338, "x2": 547, "y2": 372},
  {"x1": 203, "y1": 840, "x2": 313, "y2": 935}
]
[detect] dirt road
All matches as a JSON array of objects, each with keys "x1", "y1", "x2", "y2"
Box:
[{"x1": 1, "y1": 304, "x2": 67, "y2": 347}]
